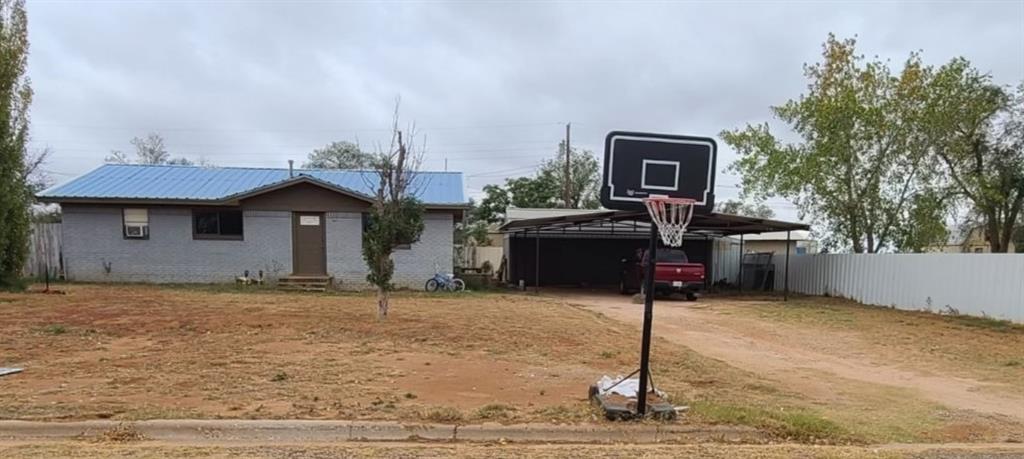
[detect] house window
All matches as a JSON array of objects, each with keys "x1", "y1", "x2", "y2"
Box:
[
  {"x1": 123, "y1": 208, "x2": 149, "y2": 239},
  {"x1": 193, "y1": 209, "x2": 244, "y2": 240},
  {"x1": 362, "y1": 212, "x2": 412, "y2": 250}
]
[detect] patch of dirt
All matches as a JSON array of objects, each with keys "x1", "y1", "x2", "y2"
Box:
[
  {"x1": 557, "y1": 289, "x2": 1024, "y2": 441},
  {"x1": 0, "y1": 284, "x2": 720, "y2": 426},
  {"x1": 4, "y1": 284, "x2": 1020, "y2": 444},
  {"x1": 387, "y1": 352, "x2": 585, "y2": 409}
]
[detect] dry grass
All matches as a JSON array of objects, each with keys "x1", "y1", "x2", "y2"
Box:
[
  {"x1": 737, "y1": 295, "x2": 1024, "y2": 389},
  {"x1": 0, "y1": 443, "x2": 928, "y2": 459},
  {"x1": 2, "y1": 284, "x2": 1019, "y2": 445},
  {"x1": 0, "y1": 284, "x2": 759, "y2": 428},
  {"x1": 90, "y1": 422, "x2": 147, "y2": 443}
]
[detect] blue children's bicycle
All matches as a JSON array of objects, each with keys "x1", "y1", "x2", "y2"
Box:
[{"x1": 424, "y1": 263, "x2": 466, "y2": 292}]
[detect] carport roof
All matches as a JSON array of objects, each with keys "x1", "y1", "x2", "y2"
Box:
[{"x1": 499, "y1": 209, "x2": 809, "y2": 236}]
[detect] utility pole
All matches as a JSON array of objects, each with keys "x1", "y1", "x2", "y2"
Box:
[{"x1": 564, "y1": 122, "x2": 571, "y2": 208}]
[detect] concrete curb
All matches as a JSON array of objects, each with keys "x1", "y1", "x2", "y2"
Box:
[{"x1": 0, "y1": 420, "x2": 767, "y2": 445}]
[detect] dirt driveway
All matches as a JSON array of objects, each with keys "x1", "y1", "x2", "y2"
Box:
[{"x1": 553, "y1": 290, "x2": 1024, "y2": 423}]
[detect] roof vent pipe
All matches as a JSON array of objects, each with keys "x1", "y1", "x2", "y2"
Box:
[{"x1": 288, "y1": 160, "x2": 294, "y2": 178}]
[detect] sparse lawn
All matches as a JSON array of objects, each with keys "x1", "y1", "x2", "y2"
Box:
[
  {"x1": 737, "y1": 295, "x2": 1024, "y2": 389},
  {"x1": 0, "y1": 284, "x2": 778, "y2": 429},
  {"x1": 1, "y1": 284, "x2": 1021, "y2": 446},
  {"x1": 0, "y1": 443, "x2": 925, "y2": 459},
  {"x1": 554, "y1": 290, "x2": 1024, "y2": 444}
]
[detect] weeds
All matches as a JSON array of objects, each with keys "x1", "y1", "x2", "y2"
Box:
[
  {"x1": 419, "y1": 406, "x2": 463, "y2": 423},
  {"x1": 475, "y1": 403, "x2": 516, "y2": 420},
  {"x1": 948, "y1": 314, "x2": 1024, "y2": 333},
  {"x1": 42, "y1": 324, "x2": 67, "y2": 335},
  {"x1": 92, "y1": 422, "x2": 146, "y2": 443},
  {"x1": 690, "y1": 401, "x2": 851, "y2": 443}
]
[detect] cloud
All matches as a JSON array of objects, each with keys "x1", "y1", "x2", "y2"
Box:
[{"x1": 26, "y1": 1, "x2": 1024, "y2": 220}]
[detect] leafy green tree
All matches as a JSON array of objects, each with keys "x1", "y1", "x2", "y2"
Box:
[
  {"x1": 362, "y1": 120, "x2": 425, "y2": 320},
  {"x1": 474, "y1": 185, "x2": 510, "y2": 223},
  {"x1": 105, "y1": 133, "x2": 199, "y2": 166},
  {"x1": 506, "y1": 175, "x2": 559, "y2": 208},
  {"x1": 303, "y1": 141, "x2": 373, "y2": 169},
  {"x1": 716, "y1": 199, "x2": 775, "y2": 218},
  {"x1": 0, "y1": 0, "x2": 31, "y2": 289},
  {"x1": 722, "y1": 35, "x2": 945, "y2": 253},
  {"x1": 474, "y1": 142, "x2": 602, "y2": 222},
  {"x1": 455, "y1": 198, "x2": 491, "y2": 247},
  {"x1": 925, "y1": 68, "x2": 1023, "y2": 253}
]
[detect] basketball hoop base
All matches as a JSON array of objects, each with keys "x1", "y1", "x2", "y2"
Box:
[{"x1": 643, "y1": 196, "x2": 695, "y2": 247}]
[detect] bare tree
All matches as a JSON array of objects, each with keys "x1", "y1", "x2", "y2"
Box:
[
  {"x1": 362, "y1": 104, "x2": 426, "y2": 319},
  {"x1": 104, "y1": 133, "x2": 203, "y2": 166},
  {"x1": 304, "y1": 141, "x2": 374, "y2": 169},
  {"x1": 22, "y1": 147, "x2": 52, "y2": 195},
  {"x1": 131, "y1": 133, "x2": 170, "y2": 165}
]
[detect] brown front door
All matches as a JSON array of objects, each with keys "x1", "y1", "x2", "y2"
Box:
[{"x1": 292, "y1": 212, "x2": 327, "y2": 275}]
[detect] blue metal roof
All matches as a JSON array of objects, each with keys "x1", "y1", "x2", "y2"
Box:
[{"x1": 39, "y1": 164, "x2": 467, "y2": 206}]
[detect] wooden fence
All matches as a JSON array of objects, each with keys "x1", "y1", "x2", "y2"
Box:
[{"x1": 22, "y1": 222, "x2": 62, "y2": 280}]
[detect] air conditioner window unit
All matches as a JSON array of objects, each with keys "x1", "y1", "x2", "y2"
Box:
[{"x1": 125, "y1": 224, "x2": 148, "y2": 238}]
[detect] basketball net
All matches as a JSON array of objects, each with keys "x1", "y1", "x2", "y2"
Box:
[{"x1": 643, "y1": 196, "x2": 696, "y2": 247}]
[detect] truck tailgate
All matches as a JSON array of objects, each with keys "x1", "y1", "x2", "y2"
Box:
[{"x1": 654, "y1": 263, "x2": 704, "y2": 282}]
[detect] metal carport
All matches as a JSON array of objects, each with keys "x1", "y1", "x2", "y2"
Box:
[{"x1": 499, "y1": 209, "x2": 810, "y2": 298}]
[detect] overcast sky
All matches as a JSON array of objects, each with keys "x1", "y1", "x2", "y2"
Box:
[{"x1": 27, "y1": 0, "x2": 1024, "y2": 221}]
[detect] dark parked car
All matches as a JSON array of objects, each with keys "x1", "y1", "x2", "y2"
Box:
[{"x1": 619, "y1": 248, "x2": 704, "y2": 300}]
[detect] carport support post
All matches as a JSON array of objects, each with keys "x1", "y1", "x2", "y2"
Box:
[
  {"x1": 534, "y1": 227, "x2": 540, "y2": 294},
  {"x1": 738, "y1": 234, "x2": 744, "y2": 292},
  {"x1": 784, "y1": 230, "x2": 791, "y2": 301},
  {"x1": 636, "y1": 223, "x2": 658, "y2": 417}
]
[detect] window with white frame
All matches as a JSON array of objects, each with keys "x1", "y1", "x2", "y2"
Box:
[{"x1": 123, "y1": 208, "x2": 149, "y2": 239}]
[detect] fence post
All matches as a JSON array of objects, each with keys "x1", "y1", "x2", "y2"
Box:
[{"x1": 784, "y1": 230, "x2": 791, "y2": 301}]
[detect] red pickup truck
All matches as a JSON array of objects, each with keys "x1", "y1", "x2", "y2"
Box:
[{"x1": 619, "y1": 248, "x2": 705, "y2": 300}]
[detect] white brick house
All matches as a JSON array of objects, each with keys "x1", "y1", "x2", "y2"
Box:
[{"x1": 39, "y1": 164, "x2": 467, "y2": 289}]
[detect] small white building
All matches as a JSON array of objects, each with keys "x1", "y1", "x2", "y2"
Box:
[{"x1": 733, "y1": 230, "x2": 818, "y2": 255}]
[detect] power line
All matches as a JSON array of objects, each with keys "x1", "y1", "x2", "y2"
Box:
[
  {"x1": 32, "y1": 121, "x2": 565, "y2": 133},
  {"x1": 465, "y1": 164, "x2": 541, "y2": 178},
  {"x1": 28, "y1": 139, "x2": 558, "y2": 150}
]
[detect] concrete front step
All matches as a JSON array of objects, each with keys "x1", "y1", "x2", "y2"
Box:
[
  {"x1": 278, "y1": 286, "x2": 328, "y2": 292},
  {"x1": 278, "y1": 275, "x2": 332, "y2": 292}
]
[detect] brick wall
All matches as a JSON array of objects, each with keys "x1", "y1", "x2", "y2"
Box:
[
  {"x1": 62, "y1": 206, "x2": 292, "y2": 283},
  {"x1": 325, "y1": 212, "x2": 365, "y2": 288},
  {"x1": 62, "y1": 205, "x2": 454, "y2": 289},
  {"x1": 326, "y1": 211, "x2": 453, "y2": 290},
  {"x1": 393, "y1": 212, "x2": 454, "y2": 290}
]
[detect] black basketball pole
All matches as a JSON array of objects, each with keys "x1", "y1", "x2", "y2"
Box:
[{"x1": 636, "y1": 222, "x2": 658, "y2": 416}]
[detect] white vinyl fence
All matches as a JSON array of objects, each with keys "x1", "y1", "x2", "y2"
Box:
[{"x1": 776, "y1": 253, "x2": 1024, "y2": 323}]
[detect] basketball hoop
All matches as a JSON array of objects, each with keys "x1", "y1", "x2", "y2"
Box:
[{"x1": 643, "y1": 196, "x2": 695, "y2": 247}]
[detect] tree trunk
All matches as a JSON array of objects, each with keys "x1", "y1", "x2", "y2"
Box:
[
  {"x1": 986, "y1": 213, "x2": 1007, "y2": 253},
  {"x1": 377, "y1": 287, "x2": 389, "y2": 320}
]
